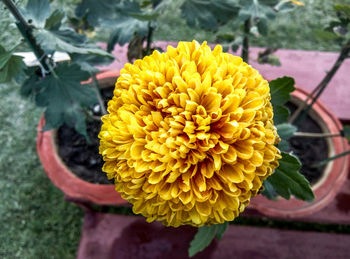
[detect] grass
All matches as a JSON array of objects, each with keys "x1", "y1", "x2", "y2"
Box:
[
  {"x1": 0, "y1": 82, "x2": 84, "y2": 258},
  {"x1": 0, "y1": 0, "x2": 348, "y2": 258}
]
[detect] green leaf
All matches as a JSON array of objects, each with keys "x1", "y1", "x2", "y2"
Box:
[
  {"x1": 22, "y1": 0, "x2": 51, "y2": 28},
  {"x1": 71, "y1": 53, "x2": 114, "y2": 73},
  {"x1": 189, "y1": 226, "x2": 217, "y2": 257},
  {"x1": 273, "y1": 105, "x2": 290, "y2": 125},
  {"x1": 0, "y1": 45, "x2": 26, "y2": 83},
  {"x1": 277, "y1": 123, "x2": 297, "y2": 140},
  {"x1": 181, "y1": 0, "x2": 239, "y2": 31},
  {"x1": 238, "y1": 0, "x2": 276, "y2": 22},
  {"x1": 0, "y1": 49, "x2": 12, "y2": 70},
  {"x1": 116, "y1": 0, "x2": 160, "y2": 21},
  {"x1": 261, "y1": 180, "x2": 278, "y2": 200},
  {"x1": 215, "y1": 222, "x2": 229, "y2": 240},
  {"x1": 45, "y1": 9, "x2": 65, "y2": 30},
  {"x1": 315, "y1": 29, "x2": 340, "y2": 41},
  {"x1": 266, "y1": 152, "x2": 314, "y2": 201},
  {"x1": 75, "y1": 0, "x2": 118, "y2": 26},
  {"x1": 334, "y1": 4, "x2": 350, "y2": 20},
  {"x1": 20, "y1": 69, "x2": 41, "y2": 97},
  {"x1": 34, "y1": 28, "x2": 113, "y2": 57},
  {"x1": 106, "y1": 17, "x2": 148, "y2": 51},
  {"x1": 257, "y1": 18, "x2": 269, "y2": 35},
  {"x1": 189, "y1": 223, "x2": 229, "y2": 257},
  {"x1": 276, "y1": 123, "x2": 297, "y2": 151},
  {"x1": 34, "y1": 62, "x2": 97, "y2": 137},
  {"x1": 269, "y1": 76, "x2": 295, "y2": 106},
  {"x1": 216, "y1": 32, "x2": 235, "y2": 42}
]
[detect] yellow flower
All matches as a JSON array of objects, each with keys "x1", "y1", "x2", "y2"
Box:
[{"x1": 99, "y1": 41, "x2": 281, "y2": 227}]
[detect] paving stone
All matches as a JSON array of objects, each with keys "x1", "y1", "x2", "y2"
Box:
[{"x1": 77, "y1": 212, "x2": 350, "y2": 259}]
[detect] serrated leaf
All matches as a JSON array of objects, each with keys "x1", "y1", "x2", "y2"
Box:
[
  {"x1": 238, "y1": 0, "x2": 276, "y2": 22},
  {"x1": 20, "y1": 68, "x2": 42, "y2": 97},
  {"x1": 75, "y1": 0, "x2": 118, "y2": 26},
  {"x1": 261, "y1": 180, "x2": 278, "y2": 200},
  {"x1": 45, "y1": 9, "x2": 65, "y2": 30},
  {"x1": 0, "y1": 44, "x2": 14, "y2": 68},
  {"x1": 267, "y1": 152, "x2": 314, "y2": 201},
  {"x1": 269, "y1": 76, "x2": 295, "y2": 106},
  {"x1": 34, "y1": 28, "x2": 113, "y2": 57},
  {"x1": 189, "y1": 226, "x2": 217, "y2": 257},
  {"x1": 277, "y1": 123, "x2": 297, "y2": 140},
  {"x1": 116, "y1": 0, "x2": 160, "y2": 21},
  {"x1": 0, "y1": 45, "x2": 26, "y2": 83},
  {"x1": 71, "y1": 53, "x2": 114, "y2": 73},
  {"x1": 181, "y1": 0, "x2": 239, "y2": 31},
  {"x1": 276, "y1": 123, "x2": 297, "y2": 151},
  {"x1": 35, "y1": 62, "x2": 96, "y2": 137},
  {"x1": 22, "y1": 0, "x2": 51, "y2": 28},
  {"x1": 189, "y1": 223, "x2": 229, "y2": 257},
  {"x1": 106, "y1": 16, "x2": 148, "y2": 51},
  {"x1": 62, "y1": 103, "x2": 90, "y2": 141},
  {"x1": 215, "y1": 222, "x2": 229, "y2": 240},
  {"x1": 273, "y1": 105, "x2": 290, "y2": 125},
  {"x1": 277, "y1": 139, "x2": 290, "y2": 152}
]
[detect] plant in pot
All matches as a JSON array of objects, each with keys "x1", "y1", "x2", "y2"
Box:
[
  {"x1": 0, "y1": 0, "x2": 127, "y2": 205},
  {"x1": 2, "y1": 0, "x2": 350, "y2": 258},
  {"x1": 181, "y1": 0, "x2": 350, "y2": 219},
  {"x1": 250, "y1": 1, "x2": 350, "y2": 217}
]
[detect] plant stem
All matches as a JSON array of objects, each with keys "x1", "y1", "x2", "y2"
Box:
[
  {"x1": 293, "y1": 132, "x2": 341, "y2": 138},
  {"x1": 91, "y1": 73, "x2": 107, "y2": 115},
  {"x1": 2, "y1": 0, "x2": 28, "y2": 27},
  {"x1": 146, "y1": 21, "x2": 154, "y2": 56},
  {"x1": 312, "y1": 150, "x2": 350, "y2": 168},
  {"x1": 83, "y1": 109, "x2": 102, "y2": 122},
  {"x1": 241, "y1": 19, "x2": 250, "y2": 63},
  {"x1": 289, "y1": 37, "x2": 350, "y2": 124},
  {"x1": 1, "y1": 0, "x2": 51, "y2": 72}
]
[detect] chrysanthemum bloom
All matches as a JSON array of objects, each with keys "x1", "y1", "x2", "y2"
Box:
[{"x1": 99, "y1": 41, "x2": 281, "y2": 227}]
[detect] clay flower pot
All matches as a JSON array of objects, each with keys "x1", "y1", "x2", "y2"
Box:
[
  {"x1": 36, "y1": 70, "x2": 127, "y2": 205},
  {"x1": 250, "y1": 87, "x2": 349, "y2": 218}
]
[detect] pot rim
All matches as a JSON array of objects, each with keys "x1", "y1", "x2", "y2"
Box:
[
  {"x1": 250, "y1": 87, "x2": 349, "y2": 218},
  {"x1": 37, "y1": 72, "x2": 349, "y2": 211},
  {"x1": 36, "y1": 69, "x2": 128, "y2": 205}
]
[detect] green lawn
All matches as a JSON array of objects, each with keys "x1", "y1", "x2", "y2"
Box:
[{"x1": 0, "y1": 0, "x2": 345, "y2": 258}]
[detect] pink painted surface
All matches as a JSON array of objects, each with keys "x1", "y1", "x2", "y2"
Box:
[
  {"x1": 98, "y1": 41, "x2": 350, "y2": 120},
  {"x1": 77, "y1": 212, "x2": 350, "y2": 259}
]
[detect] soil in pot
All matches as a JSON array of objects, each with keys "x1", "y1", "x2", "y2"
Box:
[
  {"x1": 56, "y1": 90, "x2": 329, "y2": 186},
  {"x1": 286, "y1": 103, "x2": 328, "y2": 185},
  {"x1": 57, "y1": 87, "x2": 114, "y2": 185}
]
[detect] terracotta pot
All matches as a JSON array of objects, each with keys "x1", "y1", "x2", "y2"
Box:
[
  {"x1": 36, "y1": 70, "x2": 127, "y2": 205},
  {"x1": 250, "y1": 87, "x2": 349, "y2": 218}
]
